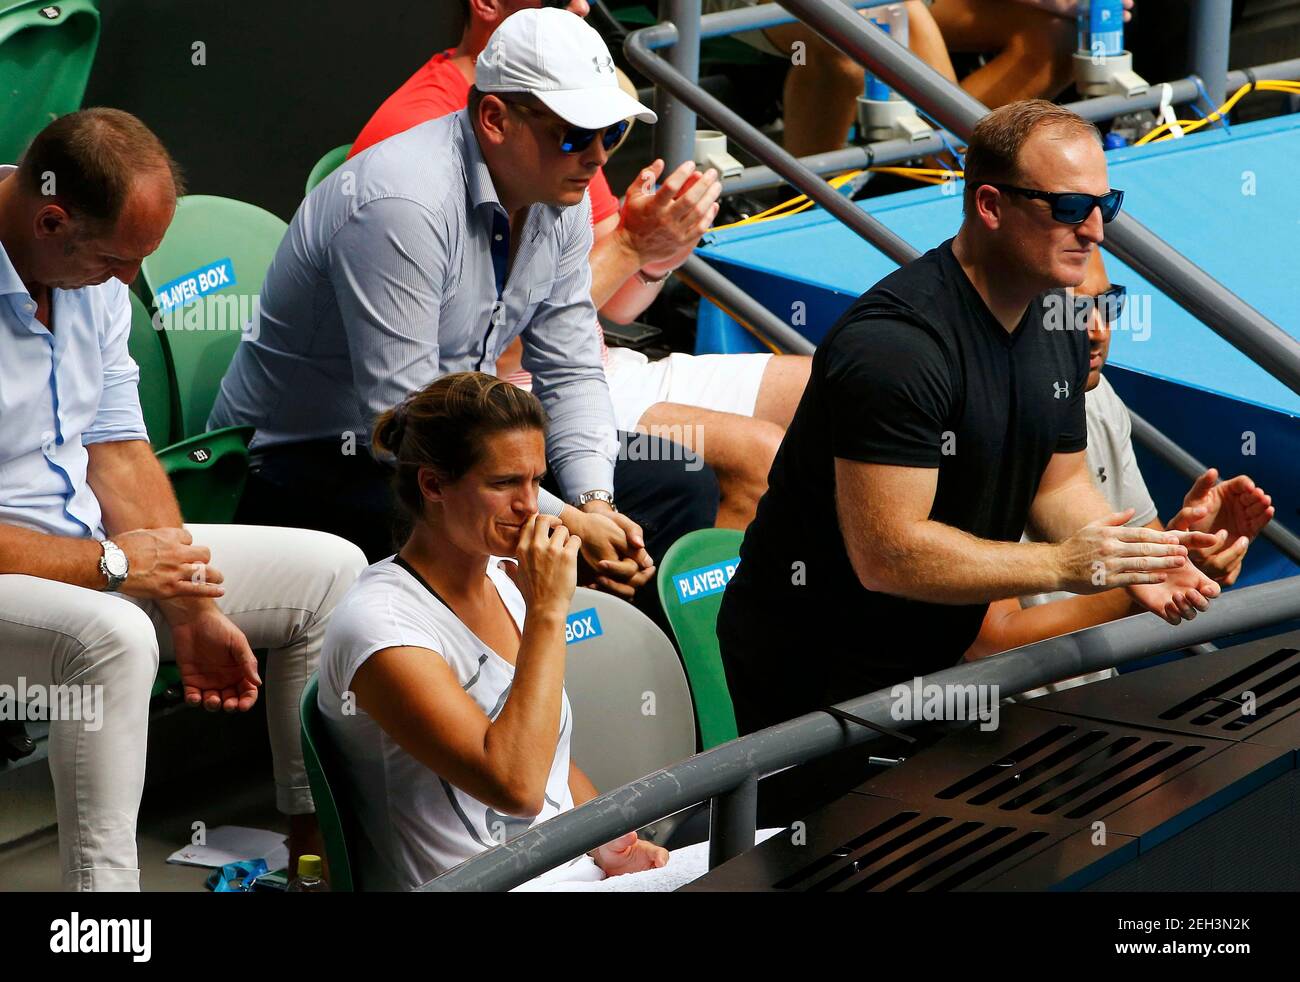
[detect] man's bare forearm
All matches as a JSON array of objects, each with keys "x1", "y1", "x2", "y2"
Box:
[
  {"x1": 1028, "y1": 476, "x2": 1112, "y2": 543},
  {"x1": 588, "y1": 228, "x2": 644, "y2": 311},
  {"x1": 87, "y1": 439, "x2": 212, "y2": 621},
  {"x1": 0, "y1": 524, "x2": 104, "y2": 588},
  {"x1": 860, "y1": 519, "x2": 1066, "y2": 604},
  {"x1": 87, "y1": 439, "x2": 182, "y2": 535}
]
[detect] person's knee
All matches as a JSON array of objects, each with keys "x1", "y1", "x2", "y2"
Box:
[
  {"x1": 75, "y1": 599, "x2": 160, "y2": 687},
  {"x1": 666, "y1": 456, "x2": 722, "y2": 521},
  {"x1": 720, "y1": 420, "x2": 783, "y2": 498},
  {"x1": 776, "y1": 26, "x2": 863, "y2": 90},
  {"x1": 321, "y1": 534, "x2": 370, "y2": 592}
]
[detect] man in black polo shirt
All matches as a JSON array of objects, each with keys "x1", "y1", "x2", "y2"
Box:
[{"x1": 717, "y1": 100, "x2": 1221, "y2": 737}]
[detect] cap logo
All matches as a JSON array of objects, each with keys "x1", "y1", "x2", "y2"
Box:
[{"x1": 592, "y1": 55, "x2": 615, "y2": 75}]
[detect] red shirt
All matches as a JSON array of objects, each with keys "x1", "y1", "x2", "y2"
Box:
[{"x1": 351, "y1": 49, "x2": 621, "y2": 226}]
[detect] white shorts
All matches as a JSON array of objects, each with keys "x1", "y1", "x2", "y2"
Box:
[{"x1": 605, "y1": 346, "x2": 773, "y2": 433}]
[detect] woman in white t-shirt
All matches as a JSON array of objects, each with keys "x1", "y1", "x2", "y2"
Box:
[{"x1": 318, "y1": 372, "x2": 669, "y2": 890}]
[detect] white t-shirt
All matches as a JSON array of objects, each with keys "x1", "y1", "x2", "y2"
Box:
[
  {"x1": 319, "y1": 554, "x2": 593, "y2": 890},
  {"x1": 1017, "y1": 374, "x2": 1158, "y2": 696}
]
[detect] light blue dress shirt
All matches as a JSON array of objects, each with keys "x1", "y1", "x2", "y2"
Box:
[
  {"x1": 209, "y1": 110, "x2": 618, "y2": 512},
  {"x1": 0, "y1": 167, "x2": 149, "y2": 540}
]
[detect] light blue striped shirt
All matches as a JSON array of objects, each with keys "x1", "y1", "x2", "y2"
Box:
[
  {"x1": 209, "y1": 110, "x2": 617, "y2": 511},
  {"x1": 0, "y1": 166, "x2": 149, "y2": 540}
]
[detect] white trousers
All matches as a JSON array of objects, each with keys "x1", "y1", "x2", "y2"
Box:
[{"x1": 0, "y1": 524, "x2": 367, "y2": 891}]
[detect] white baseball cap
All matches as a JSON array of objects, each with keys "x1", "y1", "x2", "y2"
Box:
[{"x1": 475, "y1": 7, "x2": 657, "y2": 131}]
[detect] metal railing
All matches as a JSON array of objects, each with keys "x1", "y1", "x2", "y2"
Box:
[{"x1": 425, "y1": 573, "x2": 1300, "y2": 891}]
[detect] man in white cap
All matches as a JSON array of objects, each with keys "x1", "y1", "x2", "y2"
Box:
[
  {"x1": 353, "y1": 1, "x2": 812, "y2": 530},
  {"x1": 211, "y1": 8, "x2": 715, "y2": 619}
]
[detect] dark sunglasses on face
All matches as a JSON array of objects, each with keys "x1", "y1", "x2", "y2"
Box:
[
  {"x1": 541, "y1": 0, "x2": 571, "y2": 7},
  {"x1": 990, "y1": 183, "x2": 1125, "y2": 224},
  {"x1": 1072, "y1": 283, "x2": 1127, "y2": 326},
  {"x1": 504, "y1": 98, "x2": 630, "y2": 154}
]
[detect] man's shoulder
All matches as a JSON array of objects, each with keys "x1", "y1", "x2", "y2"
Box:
[
  {"x1": 837, "y1": 242, "x2": 955, "y2": 334},
  {"x1": 344, "y1": 114, "x2": 465, "y2": 213}
]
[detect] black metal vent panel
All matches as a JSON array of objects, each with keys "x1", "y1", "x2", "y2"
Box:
[
  {"x1": 679, "y1": 793, "x2": 1133, "y2": 892},
  {"x1": 1022, "y1": 629, "x2": 1300, "y2": 747},
  {"x1": 858, "y1": 707, "x2": 1236, "y2": 826}
]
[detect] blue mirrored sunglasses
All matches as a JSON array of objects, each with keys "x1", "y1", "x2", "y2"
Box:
[
  {"x1": 505, "y1": 99, "x2": 630, "y2": 155},
  {"x1": 990, "y1": 183, "x2": 1125, "y2": 224},
  {"x1": 558, "y1": 118, "x2": 630, "y2": 154}
]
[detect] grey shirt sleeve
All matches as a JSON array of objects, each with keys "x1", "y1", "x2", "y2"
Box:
[{"x1": 518, "y1": 198, "x2": 617, "y2": 503}]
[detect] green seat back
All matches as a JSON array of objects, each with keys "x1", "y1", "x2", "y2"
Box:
[
  {"x1": 0, "y1": 0, "x2": 100, "y2": 164},
  {"x1": 140, "y1": 195, "x2": 288, "y2": 439},
  {"x1": 155, "y1": 426, "x2": 254, "y2": 525},
  {"x1": 656, "y1": 528, "x2": 743, "y2": 749},
  {"x1": 305, "y1": 143, "x2": 352, "y2": 195},
  {"x1": 299, "y1": 673, "x2": 357, "y2": 892},
  {"x1": 126, "y1": 290, "x2": 175, "y2": 448}
]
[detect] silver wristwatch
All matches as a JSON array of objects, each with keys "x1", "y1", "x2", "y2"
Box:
[
  {"x1": 577, "y1": 489, "x2": 617, "y2": 511},
  {"x1": 99, "y1": 539, "x2": 129, "y2": 592}
]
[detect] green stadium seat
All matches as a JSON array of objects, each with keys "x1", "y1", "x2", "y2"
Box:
[
  {"x1": 656, "y1": 528, "x2": 742, "y2": 749},
  {"x1": 155, "y1": 426, "x2": 255, "y2": 525},
  {"x1": 300, "y1": 672, "x2": 358, "y2": 892},
  {"x1": 126, "y1": 290, "x2": 175, "y2": 448},
  {"x1": 140, "y1": 194, "x2": 287, "y2": 439},
  {"x1": 0, "y1": 0, "x2": 100, "y2": 164},
  {"x1": 305, "y1": 143, "x2": 352, "y2": 195}
]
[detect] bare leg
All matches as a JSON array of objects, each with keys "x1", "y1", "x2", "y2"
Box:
[
  {"x1": 930, "y1": 0, "x2": 1075, "y2": 106},
  {"x1": 751, "y1": 354, "x2": 811, "y2": 430},
  {"x1": 636, "y1": 403, "x2": 784, "y2": 530},
  {"x1": 763, "y1": 2, "x2": 959, "y2": 158}
]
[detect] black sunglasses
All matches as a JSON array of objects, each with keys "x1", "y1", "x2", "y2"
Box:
[
  {"x1": 504, "y1": 98, "x2": 630, "y2": 155},
  {"x1": 990, "y1": 183, "x2": 1124, "y2": 224},
  {"x1": 1072, "y1": 283, "x2": 1127, "y2": 326},
  {"x1": 541, "y1": 0, "x2": 571, "y2": 6}
]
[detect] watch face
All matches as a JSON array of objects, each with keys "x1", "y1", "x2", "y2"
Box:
[{"x1": 106, "y1": 550, "x2": 128, "y2": 577}]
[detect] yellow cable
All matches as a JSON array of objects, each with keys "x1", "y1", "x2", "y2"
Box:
[
  {"x1": 1137, "y1": 79, "x2": 1300, "y2": 145},
  {"x1": 710, "y1": 169, "x2": 862, "y2": 232},
  {"x1": 711, "y1": 165, "x2": 963, "y2": 232}
]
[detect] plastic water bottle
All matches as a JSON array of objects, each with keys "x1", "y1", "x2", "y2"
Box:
[
  {"x1": 285, "y1": 854, "x2": 330, "y2": 892},
  {"x1": 1077, "y1": 0, "x2": 1124, "y2": 59},
  {"x1": 863, "y1": 3, "x2": 908, "y2": 101}
]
